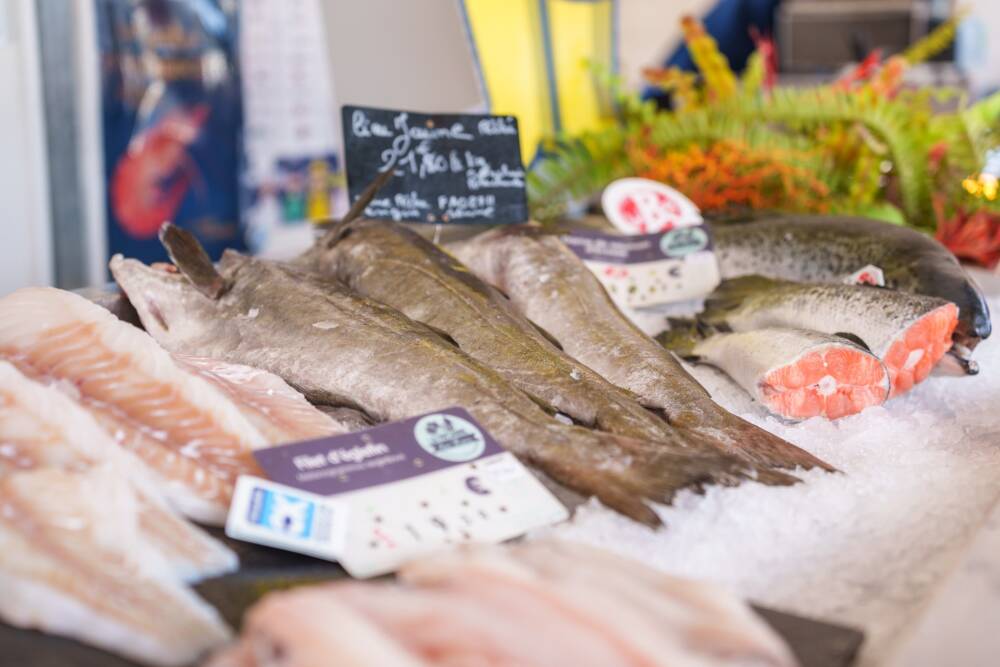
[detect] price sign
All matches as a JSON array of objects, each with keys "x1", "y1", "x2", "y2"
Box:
[{"x1": 342, "y1": 105, "x2": 528, "y2": 224}]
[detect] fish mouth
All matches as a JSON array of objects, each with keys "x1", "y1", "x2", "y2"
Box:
[
  {"x1": 971, "y1": 310, "x2": 992, "y2": 340},
  {"x1": 947, "y1": 340, "x2": 981, "y2": 375}
]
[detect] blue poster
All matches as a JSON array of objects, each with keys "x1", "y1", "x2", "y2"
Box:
[{"x1": 97, "y1": 0, "x2": 244, "y2": 265}]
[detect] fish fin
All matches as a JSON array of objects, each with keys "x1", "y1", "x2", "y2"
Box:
[
  {"x1": 833, "y1": 331, "x2": 872, "y2": 352},
  {"x1": 312, "y1": 403, "x2": 377, "y2": 430},
  {"x1": 527, "y1": 318, "x2": 564, "y2": 351},
  {"x1": 701, "y1": 275, "x2": 782, "y2": 325},
  {"x1": 659, "y1": 318, "x2": 708, "y2": 358},
  {"x1": 422, "y1": 322, "x2": 462, "y2": 349},
  {"x1": 343, "y1": 166, "x2": 396, "y2": 224},
  {"x1": 158, "y1": 223, "x2": 229, "y2": 299},
  {"x1": 312, "y1": 166, "x2": 397, "y2": 248}
]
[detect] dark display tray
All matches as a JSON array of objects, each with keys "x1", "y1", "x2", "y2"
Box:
[{"x1": 0, "y1": 530, "x2": 863, "y2": 667}]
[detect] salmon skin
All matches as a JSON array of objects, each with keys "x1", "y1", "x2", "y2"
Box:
[
  {"x1": 0, "y1": 361, "x2": 237, "y2": 582},
  {"x1": 298, "y1": 218, "x2": 749, "y2": 455},
  {"x1": 0, "y1": 287, "x2": 267, "y2": 525},
  {"x1": 447, "y1": 225, "x2": 834, "y2": 473},
  {"x1": 698, "y1": 276, "x2": 958, "y2": 397},
  {"x1": 661, "y1": 324, "x2": 890, "y2": 420},
  {"x1": 110, "y1": 224, "x2": 774, "y2": 528},
  {"x1": 709, "y1": 215, "x2": 990, "y2": 371}
]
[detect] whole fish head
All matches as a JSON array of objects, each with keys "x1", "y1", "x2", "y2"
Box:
[{"x1": 108, "y1": 253, "x2": 231, "y2": 346}]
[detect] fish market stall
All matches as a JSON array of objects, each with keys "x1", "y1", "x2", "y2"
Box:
[{"x1": 6, "y1": 7, "x2": 1000, "y2": 667}]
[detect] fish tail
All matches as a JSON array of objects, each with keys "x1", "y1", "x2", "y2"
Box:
[
  {"x1": 582, "y1": 428, "x2": 763, "y2": 506},
  {"x1": 701, "y1": 275, "x2": 780, "y2": 324},
  {"x1": 526, "y1": 425, "x2": 761, "y2": 528},
  {"x1": 688, "y1": 415, "x2": 837, "y2": 473}
]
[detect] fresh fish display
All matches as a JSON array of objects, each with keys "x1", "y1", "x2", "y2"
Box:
[
  {"x1": 660, "y1": 325, "x2": 890, "y2": 420},
  {"x1": 208, "y1": 540, "x2": 795, "y2": 667},
  {"x1": 697, "y1": 276, "x2": 958, "y2": 397},
  {"x1": 448, "y1": 225, "x2": 833, "y2": 472},
  {"x1": 110, "y1": 224, "x2": 771, "y2": 527},
  {"x1": 173, "y1": 354, "x2": 349, "y2": 443},
  {"x1": 0, "y1": 287, "x2": 266, "y2": 525},
  {"x1": 709, "y1": 215, "x2": 991, "y2": 370},
  {"x1": 299, "y1": 218, "x2": 731, "y2": 448},
  {"x1": 0, "y1": 361, "x2": 237, "y2": 581},
  {"x1": 0, "y1": 465, "x2": 231, "y2": 665}
]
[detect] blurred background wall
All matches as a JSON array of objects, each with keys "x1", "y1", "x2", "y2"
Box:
[{"x1": 0, "y1": 0, "x2": 996, "y2": 293}]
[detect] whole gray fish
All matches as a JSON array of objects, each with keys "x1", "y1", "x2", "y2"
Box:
[
  {"x1": 698, "y1": 276, "x2": 957, "y2": 397},
  {"x1": 110, "y1": 225, "x2": 770, "y2": 527},
  {"x1": 660, "y1": 323, "x2": 890, "y2": 421},
  {"x1": 298, "y1": 218, "x2": 717, "y2": 447},
  {"x1": 709, "y1": 215, "x2": 991, "y2": 370},
  {"x1": 447, "y1": 225, "x2": 834, "y2": 473}
]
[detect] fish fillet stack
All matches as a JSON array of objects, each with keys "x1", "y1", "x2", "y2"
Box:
[
  {"x1": 0, "y1": 360, "x2": 233, "y2": 665},
  {"x1": 0, "y1": 287, "x2": 347, "y2": 523},
  {"x1": 207, "y1": 540, "x2": 798, "y2": 667},
  {"x1": 0, "y1": 287, "x2": 352, "y2": 664}
]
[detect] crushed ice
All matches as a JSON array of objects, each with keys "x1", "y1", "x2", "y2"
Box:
[{"x1": 535, "y1": 274, "x2": 1000, "y2": 666}]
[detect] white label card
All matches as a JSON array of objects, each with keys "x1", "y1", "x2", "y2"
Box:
[{"x1": 228, "y1": 407, "x2": 568, "y2": 578}]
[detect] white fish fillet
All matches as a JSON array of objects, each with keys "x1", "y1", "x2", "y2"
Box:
[
  {"x1": 217, "y1": 540, "x2": 796, "y2": 667},
  {"x1": 205, "y1": 584, "x2": 428, "y2": 667},
  {"x1": 0, "y1": 360, "x2": 237, "y2": 581},
  {"x1": 509, "y1": 540, "x2": 797, "y2": 667},
  {"x1": 0, "y1": 466, "x2": 232, "y2": 665},
  {"x1": 333, "y1": 581, "x2": 634, "y2": 667},
  {"x1": 401, "y1": 541, "x2": 798, "y2": 667},
  {"x1": 173, "y1": 354, "x2": 347, "y2": 443},
  {"x1": 0, "y1": 287, "x2": 267, "y2": 524}
]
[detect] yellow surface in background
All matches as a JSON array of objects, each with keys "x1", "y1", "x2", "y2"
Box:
[
  {"x1": 547, "y1": 0, "x2": 613, "y2": 136},
  {"x1": 464, "y1": 0, "x2": 553, "y2": 161},
  {"x1": 464, "y1": 0, "x2": 613, "y2": 161}
]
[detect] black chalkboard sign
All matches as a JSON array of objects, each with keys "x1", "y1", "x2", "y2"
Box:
[{"x1": 342, "y1": 105, "x2": 528, "y2": 224}]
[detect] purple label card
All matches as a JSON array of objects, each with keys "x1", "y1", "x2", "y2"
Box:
[
  {"x1": 253, "y1": 407, "x2": 505, "y2": 496},
  {"x1": 561, "y1": 226, "x2": 721, "y2": 309},
  {"x1": 240, "y1": 407, "x2": 568, "y2": 578},
  {"x1": 562, "y1": 227, "x2": 714, "y2": 264}
]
